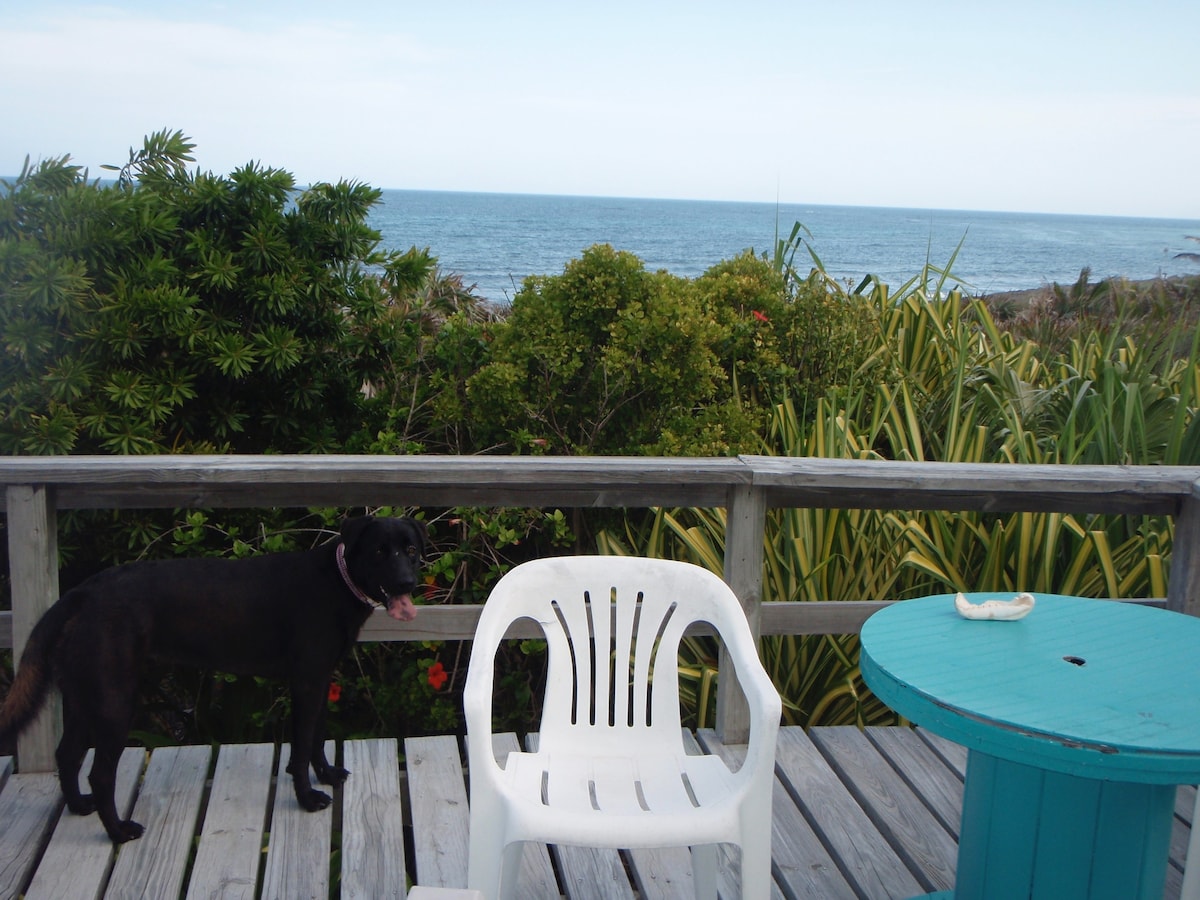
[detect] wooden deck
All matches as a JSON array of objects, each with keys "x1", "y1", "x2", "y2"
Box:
[{"x1": 0, "y1": 727, "x2": 1194, "y2": 899}]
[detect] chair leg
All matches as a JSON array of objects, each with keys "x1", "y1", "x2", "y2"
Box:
[
  {"x1": 738, "y1": 833, "x2": 774, "y2": 900},
  {"x1": 496, "y1": 842, "x2": 524, "y2": 900},
  {"x1": 466, "y1": 830, "x2": 504, "y2": 900},
  {"x1": 690, "y1": 844, "x2": 718, "y2": 900}
]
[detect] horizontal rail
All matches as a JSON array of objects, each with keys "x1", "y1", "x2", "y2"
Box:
[
  {"x1": 344, "y1": 599, "x2": 900, "y2": 642},
  {"x1": 0, "y1": 454, "x2": 1196, "y2": 514},
  {"x1": 744, "y1": 456, "x2": 1200, "y2": 515},
  {"x1": 0, "y1": 455, "x2": 748, "y2": 510},
  {"x1": 1, "y1": 601, "x2": 882, "y2": 649},
  {"x1": 0, "y1": 598, "x2": 1168, "y2": 651}
]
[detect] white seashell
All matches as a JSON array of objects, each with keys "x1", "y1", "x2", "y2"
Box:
[{"x1": 954, "y1": 591, "x2": 1035, "y2": 621}]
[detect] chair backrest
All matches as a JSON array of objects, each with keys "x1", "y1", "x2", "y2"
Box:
[{"x1": 472, "y1": 555, "x2": 754, "y2": 754}]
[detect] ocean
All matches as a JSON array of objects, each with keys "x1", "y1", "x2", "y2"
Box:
[{"x1": 368, "y1": 190, "x2": 1200, "y2": 305}]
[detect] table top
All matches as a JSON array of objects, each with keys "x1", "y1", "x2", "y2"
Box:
[{"x1": 860, "y1": 593, "x2": 1200, "y2": 783}]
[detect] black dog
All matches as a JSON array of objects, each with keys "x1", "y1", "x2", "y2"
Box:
[{"x1": 0, "y1": 515, "x2": 426, "y2": 843}]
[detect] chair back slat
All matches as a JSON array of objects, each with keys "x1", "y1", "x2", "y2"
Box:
[{"x1": 507, "y1": 559, "x2": 721, "y2": 751}]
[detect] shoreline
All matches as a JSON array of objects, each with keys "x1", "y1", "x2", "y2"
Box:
[{"x1": 977, "y1": 273, "x2": 1200, "y2": 307}]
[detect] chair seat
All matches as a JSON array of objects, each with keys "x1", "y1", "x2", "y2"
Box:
[{"x1": 496, "y1": 749, "x2": 744, "y2": 847}]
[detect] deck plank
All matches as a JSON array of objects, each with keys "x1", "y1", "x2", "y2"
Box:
[
  {"x1": 701, "y1": 728, "x2": 855, "y2": 899},
  {"x1": 0, "y1": 770, "x2": 61, "y2": 898},
  {"x1": 916, "y1": 728, "x2": 968, "y2": 777},
  {"x1": 25, "y1": 747, "x2": 145, "y2": 900},
  {"x1": 768, "y1": 726, "x2": 923, "y2": 899},
  {"x1": 551, "y1": 845, "x2": 635, "y2": 900},
  {"x1": 405, "y1": 734, "x2": 470, "y2": 889},
  {"x1": 810, "y1": 726, "x2": 959, "y2": 895},
  {"x1": 625, "y1": 847, "x2": 698, "y2": 900},
  {"x1": 185, "y1": 742, "x2": 275, "y2": 900},
  {"x1": 1172, "y1": 786, "x2": 1199, "y2": 878},
  {"x1": 106, "y1": 744, "x2": 212, "y2": 900},
  {"x1": 341, "y1": 739, "x2": 408, "y2": 900},
  {"x1": 1173, "y1": 807, "x2": 1193, "y2": 876},
  {"x1": 261, "y1": 741, "x2": 334, "y2": 900},
  {"x1": 1167, "y1": 859, "x2": 1186, "y2": 899},
  {"x1": 866, "y1": 725, "x2": 965, "y2": 836},
  {"x1": 1178, "y1": 785, "x2": 1197, "y2": 824}
]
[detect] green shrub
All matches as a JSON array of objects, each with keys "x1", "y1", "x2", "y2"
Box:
[
  {"x1": 0, "y1": 131, "x2": 419, "y2": 458},
  {"x1": 695, "y1": 248, "x2": 874, "y2": 414},
  {"x1": 466, "y1": 244, "x2": 736, "y2": 455}
]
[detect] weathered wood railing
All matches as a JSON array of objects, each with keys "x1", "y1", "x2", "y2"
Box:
[{"x1": 3, "y1": 455, "x2": 1200, "y2": 770}]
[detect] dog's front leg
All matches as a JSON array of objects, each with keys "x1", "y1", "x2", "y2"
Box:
[
  {"x1": 310, "y1": 700, "x2": 350, "y2": 787},
  {"x1": 286, "y1": 679, "x2": 334, "y2": 811}
]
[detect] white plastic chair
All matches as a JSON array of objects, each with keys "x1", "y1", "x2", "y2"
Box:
[{"x1": 464, "y1": 555, "x2": 782, "y2": 900}]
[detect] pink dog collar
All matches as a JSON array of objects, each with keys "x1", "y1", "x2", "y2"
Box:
[{"x1": 335, "y1": 542, "x2": 381, "y2": 610}]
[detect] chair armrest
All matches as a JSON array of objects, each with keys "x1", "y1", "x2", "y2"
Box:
[{"x1": 719, "y1": 615, "x2": 783, "y2": 772}]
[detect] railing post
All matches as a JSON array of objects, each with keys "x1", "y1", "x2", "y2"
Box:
[
  {"x1": 716, "y1": 483, "x2": 766, "y2": 744},
  {"x1": 1168, "y1": 482, "x2": 1200, "y2": 617},
  {"x1": 7, "y1": 484, "x2": 61, "y2": 772}
]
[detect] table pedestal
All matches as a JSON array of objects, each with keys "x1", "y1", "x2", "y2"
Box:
[{"x1": 944, "y1": 750, "x2": 1176, "y2": 900}]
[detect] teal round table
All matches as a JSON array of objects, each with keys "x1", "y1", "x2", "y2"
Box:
[{"x1": 860, "y1": 593, "x2": 1200, "y2": 900}]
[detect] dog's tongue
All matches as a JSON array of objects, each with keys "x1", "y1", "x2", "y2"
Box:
[{"x1": 387, "y1": 594, "x2": 417, "y2": 622}]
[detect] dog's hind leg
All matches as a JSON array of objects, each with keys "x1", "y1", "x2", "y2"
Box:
[
  {"x1": 87, "y1": 695, "x2": 144, "y2": 843},
  {"x1": 89, "y1": 741, "x2": 143, "y2": 843},
  {"x1": 56, "y1": 689, "x2": 95, "y2": 815}
]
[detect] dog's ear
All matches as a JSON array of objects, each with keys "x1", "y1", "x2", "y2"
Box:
[
  {"x1": 339, "y1": 515, "x2": 375, "y2": 549},
  {"x1": 406, "y1": 517, "x2": 429, "y2": 558}
]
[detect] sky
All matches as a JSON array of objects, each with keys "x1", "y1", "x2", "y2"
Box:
[{"x1": 3, "y1": 1, "x2": 1199, "y2": 219}]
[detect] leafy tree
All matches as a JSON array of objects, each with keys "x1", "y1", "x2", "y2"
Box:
[{"x1": 0, "y1": 130, "x2": 411, "y2": 456}]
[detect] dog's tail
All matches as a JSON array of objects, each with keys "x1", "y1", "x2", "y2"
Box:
[{"x1": 0, "y1": 590, "x2": 83, "y2": 741}]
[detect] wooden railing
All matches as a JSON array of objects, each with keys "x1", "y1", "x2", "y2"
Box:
[{"x1": 4, "y1": 455, "x2": 1200, "y2": 768}]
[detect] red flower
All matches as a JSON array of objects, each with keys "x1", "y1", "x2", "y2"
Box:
[
  {"x1": 427, "y1": 661, "x2": 448, "y2": 691},
  {"x1": 327, "y1": 682, "x2": 342, "y2": 703},
  {"x1": 752, "y1": 310, "x2": 770, "y2": 323}
]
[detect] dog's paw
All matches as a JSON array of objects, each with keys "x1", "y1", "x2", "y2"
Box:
[
  {"x1": 67, "y1": 794, "x2": 97, "y2": 816},
  {"x1": 109, "y1": 819, "x2": 145, "y2": 843},
  {"x1": 298, "y1": 789, "x2": 333, "y2": 812},
  {"x1": 317, "y1": 765, "x2": 350, "y2": 786}
]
